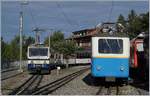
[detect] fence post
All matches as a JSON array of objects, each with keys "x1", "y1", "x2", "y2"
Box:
[{"x1": 66, "y1": 59, "x2": 69, "y2": 69}]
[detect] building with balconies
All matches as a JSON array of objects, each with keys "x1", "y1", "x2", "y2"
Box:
[
  {"x1": 69, "y1": 22, "x2": 126, "y2": 58},
  {"x1": 70, "y1": 28, "x2": 98, "y2": 58}
]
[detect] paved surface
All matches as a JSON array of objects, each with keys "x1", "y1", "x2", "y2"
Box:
[{"x1": 1, "y1": 65, "x2": 149, "y2": 95}]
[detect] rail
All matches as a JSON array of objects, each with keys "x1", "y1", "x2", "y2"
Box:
[{"x1": 9, "y1": 67, "x2": 90, "y2": 95}]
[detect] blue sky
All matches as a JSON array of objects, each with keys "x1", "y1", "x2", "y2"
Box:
[{"x1": 1, "y1": 1, "x2": 149, "y2": 43}]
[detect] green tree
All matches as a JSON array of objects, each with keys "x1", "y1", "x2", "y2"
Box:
[
  {"x1": 1, "y1": 37, "x2": 8, "y2": 61},
  {"x1": 56, "y1": 40, "x2": 77, "y2": 57},
  {"x1": 10, "y1": 35, "x2": 35, "y2": 60},
  {"x1": 44, "y1": 31, "x2": 77, "y2": 57},
  {"x1": 22, "y1": 36, "x2": 35, "y2": 59},
  {"x1": 44, "y1": 31, "x2": 64, "y2": 51},
  {"x1": 1, "y1": 37, "x2": 14, "y2": 61},
  {"x1": 117, "y1": 14, "x2": 126, "y2": 27},
  {"x1": 2, "y1": 35, "x2": 35, "y2": 61},
  {"x1": 128, "y1": 10, "x2": 137, "y2": 22},
  {"x1": 50, "y1": 31, "x2": 64, "y2": 42},
  {"x1": 126, "y1": 10, "x2": 147, "y2": 39},
  {"x1": 3, "y1": 44, "x2": 12, "y2": 60},
  {"x1": 140, "y1": 12, "x2": 149, "y2": 32},
  {"x1": 9, "y1": 35, "x2": 20, "y2": 60}
]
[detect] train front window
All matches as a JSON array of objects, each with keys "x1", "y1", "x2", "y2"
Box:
[
  {"x1": 29, "y1": 48, "x2": 48, "y2": 57},
  {"x1": 98, "y1": 39, "x2": 123, "y2": 54}
]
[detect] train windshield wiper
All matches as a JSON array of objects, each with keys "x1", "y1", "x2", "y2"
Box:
[
  {"x1": 117, "y1": 39, "x2": 121, "y2": 49},
  {"x1": 105, "y1": 39, "x2": 112, "y2": 53}
]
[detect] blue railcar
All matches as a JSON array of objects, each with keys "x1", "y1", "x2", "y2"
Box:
[{"x1": 91, "y1": 37, "x2": 130, "y2": 82}]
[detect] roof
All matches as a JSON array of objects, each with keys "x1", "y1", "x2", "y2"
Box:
[
  {"x1": 93, "y1": 31, "x2": 129, "y2": 37},
  {"x1": 72, "y1": 28, "x2": 95, "y2": 34},
  {"x1": 28, "y1": 44, "x2": 49, "y2": 47}
]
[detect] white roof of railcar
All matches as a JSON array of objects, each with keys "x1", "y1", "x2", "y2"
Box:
[
  {"x1": 28, "y1": 44, "x2": 49, "y2": 48},
  {"x1": 92, "y1": 36, "x2": 129, "y2": 39}
]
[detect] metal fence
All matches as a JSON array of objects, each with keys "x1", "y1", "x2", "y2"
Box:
[
  {"x1": 1, "y1": 58, "x2": 91, "y2": 70},
  {"x1": 55, "y1": 58, "x2": 91, "y2": 64},
  {"x1": 1, "y1": 60, "x2": 27, "y2": 70}
]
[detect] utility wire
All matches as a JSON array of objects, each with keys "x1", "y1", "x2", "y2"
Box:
[
  {"x1": 27, "y1": 4, "x2": 38, "y2": 29},
  {"x1": 108, "y1": 0, "x2": 114, "y2": 22},
  {"x1": 55, "y1": 2, "x2": 79, "y2": 29}
]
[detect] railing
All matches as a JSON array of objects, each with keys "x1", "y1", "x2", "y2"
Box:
[
  {"x1": 1, "y1": 60, "x2": 27, "y2": 70},
  {"x1": 54, "y1": 58, "x2": 91, "y2": 64},
  {"x1": 1, "y1": 58, "x2": 91, "y2": 71}
]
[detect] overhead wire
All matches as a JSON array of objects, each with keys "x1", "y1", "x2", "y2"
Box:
[
  {"x1": 24, "y1": 2, "x2": 46, "y2": 44},
  {"x1": 55, "y1": 2, "x2": 79, "y2": 29},
  {"x1": 27, "y1": 3, "x2": 38, "y2": 29},
  {"x1": 24, "y1": 1, "x2": 115, "y2": 34},
  {"x1": 108, "y1": 0, "x2": 114, "y2": 22}
]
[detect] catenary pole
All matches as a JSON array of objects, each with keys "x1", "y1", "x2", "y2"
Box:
[
  {"x1": 19, "y1": 11, "x2": 23, "y2": 72},
  {"x1": 19, "y1": 1, "x2": 28, "y2": 72}
]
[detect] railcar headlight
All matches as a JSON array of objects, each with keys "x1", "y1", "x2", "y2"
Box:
[
  {"x1": 96, "y1": 66, "x2": 101, "y2": 71},
  {"x1": 29, "y1": 60, "x2": 33, "y2": 64},
  {"x1": 120, "y1": 66, "x2": 124, "y2": 71},
  {"x1": 28, "y1": 60, "x2": 31, "y2": 64}
]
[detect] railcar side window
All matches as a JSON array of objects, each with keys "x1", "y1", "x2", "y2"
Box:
[{"x1": 98, "y1": 39, "x2": 123, "y2": 54}]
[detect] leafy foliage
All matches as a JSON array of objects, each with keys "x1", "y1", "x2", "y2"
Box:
[
  {"x1": 117, "y1": 14, "x2": 126, "y2": 27},
  {"x1": 44, "y1": 31, "x2": 77, "y2": 58},
  {"x1": 44, "y1": 31, "x2": 64, "y2": 49},
  {"x1": 117, "y1": 10, "x2": 149, "y2": 39},
  {"x1": 1, "y1": 36, "x2": 35, "y2": 61}
]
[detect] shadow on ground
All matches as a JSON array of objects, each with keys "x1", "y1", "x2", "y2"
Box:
[
  {"x1": 82, "y1": 73, "x2": 124, "y2": 87},
  {"x1": 82, "y1": 71, "x2": 149, "y2": 91},
  {"x1": 129, "y1": 68, "x2": 149, "y2": 91}
]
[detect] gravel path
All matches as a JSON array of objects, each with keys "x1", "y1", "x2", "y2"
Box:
[
  {"x1": 50, "y1": 69, "x2": 149, "y2": 95},
  {"x1": 1, "y1": 65, "x2": 149, "y2": 95},
  {"x1": 51, "y1": 70, "x2": 98, "y2": 95},
  {"x1": 1, "y1": 65, "x2": 89, "y2": 95},
  {"x1": 39, "y1": 65, "x2": 90, "y2": 87},
  {"x1": 1, "y1": 71, "x2": 31, "y2": 95}
]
